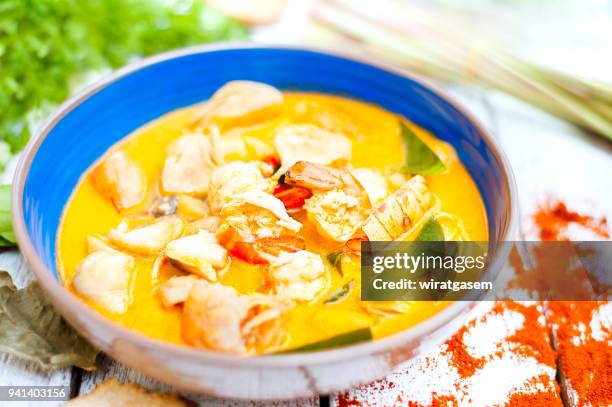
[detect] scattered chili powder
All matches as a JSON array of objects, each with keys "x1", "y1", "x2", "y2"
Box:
[
  {"x1": 546, "y1": 301, "x2": 611, "y2": 406},
  {"x1": 444, "y1": 302, "x2": 562, "y2": 406},
  {"x1": 503, "y1": 302, "x2": 556, "y2": 368},
  {"x1": 506, "y1": 375, "x2": 561, "y2": 407},
  {"x1": 337, "y1": 392, "x2": 362, "y2": 406},
  {"x1": 430, "y1": 393, "x2": 459, "y2": 407},
  {"x1": 444, "y1": 322, "x2": 486, "y2": 378},
  {"x1": 337, "y1": 302, "x2": 562, "y2": 406},
  {"x1": 533, "y1": 199, "x2": 609, "y2": 241},
  {"x1": 444, "y1": 302, "x2": 557, "y2": 378}
]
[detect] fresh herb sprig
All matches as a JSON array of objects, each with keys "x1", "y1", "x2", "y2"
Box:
[{"x1": 0, "y1": 0, "x2": 248, "y2": 154}]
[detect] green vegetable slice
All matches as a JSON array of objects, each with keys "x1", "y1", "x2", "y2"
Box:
[
  {"x1": 324, "y1": 280, "x2": 355, "y2": 304},
  {"x1": 278, "y1": 328, "x2": 373, "y2": 353},
  {"x1": 0, "y1": 271, "x2": 98, "y2": 369},
  {"x1": 326, "y1": 251, "x2": 344, "y2": 275},
  {"x1": 0, "y1": 185, "x2": 16, "y2": 247},
  {"x1": 415, "y1": 217, "x2": 445, "y2": 241},
  {"x1": 400, "y1": 122, "x2": 445, "y2": 175}
]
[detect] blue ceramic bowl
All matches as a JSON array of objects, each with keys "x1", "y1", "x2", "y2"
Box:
[{"x1": 13, "y1": 45, "x2": 517, "y2": 398}]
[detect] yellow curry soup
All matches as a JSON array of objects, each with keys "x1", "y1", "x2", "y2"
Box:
[{"x1": 57, "y1": 81, "x2": 488, "y2": 355}]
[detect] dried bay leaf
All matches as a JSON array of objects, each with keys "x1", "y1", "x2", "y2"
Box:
[{"x1": 0, "y1": 270, "x2": 98, "y2": 370}]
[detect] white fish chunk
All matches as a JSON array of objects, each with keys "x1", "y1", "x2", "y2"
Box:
[
  {"x1": 161, "y1": 134, "x2": 215, "y2": 196},
  {"x1": 176, "y1": 195, "x2": 209, "y2": 221},
  {"x1": 92, "y1": 150, "x2": 146, "y2": 210},
  {"x1": 108, "y1": 215, "x2": 184, "y2": 256},
  {"x1": 73, "y1": 250, "x2": 134, "y2": 314},
  {"x1": 274, "y1": 124, "x2": 352, "y2": 171},
  {"x1": 303, "y1": 189, "x2": 365, "y2": 242},
  {"x1": 186, "y1": 216, "x2": 221, "y2": 235},
  {"x1": 193, "y1": 81, "x2": 283, "y2": 129},
  {"x1": 208, "y1": 161, "x2": 273, "y2": 212},
  {"x1": 269, "y1": 250, "x2": 329, "y2": 302},
  {"x1": 165, "y1": 230, "x2": 229, "y2": 281},
  {"x1": 182, "y1": 282, "x2": 289, "y2": 354},
  {"x1": 210, "y1": 126, "x2": 276, "y2": 165},
  {"x1": 158, "y1": 275, "x2": 200, "y2": 307},
  {"x1": 86, "y1": 235, "x2": 116, "y2": 253}
]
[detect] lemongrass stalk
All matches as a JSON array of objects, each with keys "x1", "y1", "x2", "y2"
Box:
[
  {"x1": 494, "y1": 53, "x2": 612, "y2": 136},
  {"x1": 336, "y1": 0, "x2": 612, "y2": 135},
  {"x1": 309, "y1": 0, "x2": 612, "y2": 140}
]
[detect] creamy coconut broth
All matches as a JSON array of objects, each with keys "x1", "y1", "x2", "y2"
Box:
[{"x1": 57, "y1": 81, "x2": 488, "y2": 355}]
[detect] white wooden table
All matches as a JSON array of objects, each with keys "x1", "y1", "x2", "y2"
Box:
[{"x1": 1, "y1": 1, "x2": 610, "y2": 404}]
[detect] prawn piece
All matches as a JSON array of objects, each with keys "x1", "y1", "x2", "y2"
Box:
[
  {"x1": 192, "y1": 81, "x2": 283, "y2": 130},
  {"x1": 161, "y1": 134, "x2": 215, "y2": 196},
  {"x1": 283, "y1": 161, "x2": 350, "y2": 191},
  {"x1": 280, "y1": 160, "x2": 364, "y2": 214},
  {"x1": 303, "y1": 189, "x2": 367, "y2": 242},
  {"x1": 91, "y1": 150, "x2": 146, "y2": 210},
  {"x1": 108, "y1": 215, "x2": 184, "y2": 256},
  {"x1": 208, "y1": 161, "x2": 273, "y2": 212},
  {"x1": 273, "y1": 184, "x2": 312, "y2": 211},
  {"x1": 182, "y1": 282, "x2": 289, "y2": 354},
  {"x1": 73, "y1": 250, "x2": 134, "y2": 314},
  {"x1": 165, "y1": 230, "x2": 229, "y2": 281},
  {"x1": 217, "y1": 191, "x2": 304, "y2": 263},
  {"x1": 268, "y1": 250, "x2": 329, "y2": 302},
  {"x1": 274, "y1": 124, "x2": 352, "y2": 172},
  {"x1": 362, "y1": 175, "x2": 435, "y2": 241},
  {"x1": 281, "y1": 161, "x2": 369, "y2": 241},
  {"x1": 350, "y1": 168, "x2": 388, "y2": 206},
  {"x1": 158, "y1": 275, "x2": 200, "y2": 307}
]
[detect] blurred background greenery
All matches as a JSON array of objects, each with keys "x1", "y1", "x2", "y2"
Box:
[{"x1": 0, "y1": 0, "x2": 248, "y2": 169}]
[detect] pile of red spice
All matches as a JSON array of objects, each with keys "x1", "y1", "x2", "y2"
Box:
[
  {"x1": 336, "y1": 302, "x2": 561, "y2": 406},
  {"x1": 546, "y1": 301, "x2": 611, "y2": 407},
  {"x1": 335, "y1": 198, "x2": 609, "y2": 406}
]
